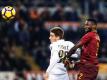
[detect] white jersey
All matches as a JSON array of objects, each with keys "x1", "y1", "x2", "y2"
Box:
[{"x1": 46, "y1": 39, "x2": 80, "y2": 75}]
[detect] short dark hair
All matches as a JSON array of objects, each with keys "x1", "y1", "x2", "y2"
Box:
[
  {"x1": 50, "y1": 27, "x2": 64, "y2": 39},
  {"x1": 87, "y1": 18, "x2": 97, "y2": 25}
]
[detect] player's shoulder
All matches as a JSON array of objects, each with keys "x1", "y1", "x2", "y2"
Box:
[
  {"x1": 50, "y1": 41, "x2": 59, "y2": 50},
  {"x1": 86, "y1": 32, "x2": 95, "y2": 35},
  {"x1": 50, "y1": 42, "x2": 57, "y2": 48},
  {"x1": 50, "y1": 40, "x2": 75, "y2": 50},
  {"x1": 84, "y1": 32, "x2": 94, "y2": 37},
  {"x1": 65, "y1": 41, "x2": 74, "y2": 46},
  {"x1": 65, "y1": 41, "x2": 75, "y2": 49}
]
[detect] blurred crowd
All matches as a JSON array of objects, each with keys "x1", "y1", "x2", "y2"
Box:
[
  {"x1": 0, "y1": 0, "x2": 107, "y2": 80},
  {"x1": 1, "y1": 0, "x2": 107, "y2": 22}
]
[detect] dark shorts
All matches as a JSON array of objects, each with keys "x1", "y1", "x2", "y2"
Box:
[{"x1": 77, "y1": 63, "x2": 99, "y2": 80}]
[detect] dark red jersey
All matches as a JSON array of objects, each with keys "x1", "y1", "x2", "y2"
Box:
[{"x1": 80, "y1": 32, "x2": 100, "y2": 65}]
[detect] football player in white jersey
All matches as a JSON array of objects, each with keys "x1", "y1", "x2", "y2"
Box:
[{"x1": 45, "y1": 27, "x2": 80, "y2": 80}]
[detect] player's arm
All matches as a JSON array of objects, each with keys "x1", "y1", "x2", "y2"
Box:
[
  {"x1": 67, "y1": 33, "x2": 92, "y2": 57},
  {"x1": 45, "y1": 50, "x2": 59, "y2": 80},
  {"x1": 46, "y1": 49, "x2": 59, "y2": 74},
  {"x1": 67, "y1": 41, "x2": 82, "y2": 57}
]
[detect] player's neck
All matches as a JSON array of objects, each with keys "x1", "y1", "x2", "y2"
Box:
[
  {"x1": 92, "y1": 29, "x2": 97, "y2": 33},
  {"x1": 56, "y1": 39, "x2": 64, "y2": 42}
]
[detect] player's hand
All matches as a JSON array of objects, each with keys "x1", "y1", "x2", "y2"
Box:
[
  {"x1": 63, "y1": 58, "x2": 75, "y2": 69},
  {"x1": 63, "y1": 58, "x2": 70, "y2": 68},
  {"x1": 67, "y1": 47, "x2": 77, "y2": 58}
]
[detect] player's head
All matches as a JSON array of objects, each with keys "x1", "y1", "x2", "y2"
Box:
[
  {"x1": 49, "y1": 27, "x2": 64, "y2": 43},
  {"x1": 84, "y1": 18, "x2": 97, "y2": 32}
]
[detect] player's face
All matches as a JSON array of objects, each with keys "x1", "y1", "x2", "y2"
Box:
[
  {"x1": 84, "y1": 21, "x2": 93, "y2": 32},
  {"x1": 49, "y1": 32, "x2": 59, "y2": 43}
]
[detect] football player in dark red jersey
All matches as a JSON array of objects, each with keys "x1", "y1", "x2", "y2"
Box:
[{"x1": 67, "y1": 18, "x2": 100, "y2": 80}]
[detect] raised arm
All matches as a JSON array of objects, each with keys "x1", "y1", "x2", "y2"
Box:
[{"x1": 67, "y1": 41, "x2": 82, "y2": 57}]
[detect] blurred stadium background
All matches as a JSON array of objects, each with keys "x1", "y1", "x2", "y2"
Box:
[{"x1": 0, "y1": 0, "x2": 107, "y2": 80}]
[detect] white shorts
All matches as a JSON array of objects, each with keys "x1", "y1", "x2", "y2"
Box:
[{"x1": 48, "y1": 73, "x2": 69, "y2": 80}]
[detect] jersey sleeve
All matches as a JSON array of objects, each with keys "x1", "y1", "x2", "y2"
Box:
[{"x1": 80, "y1": 33, "x2": 92, "y2": 45}]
